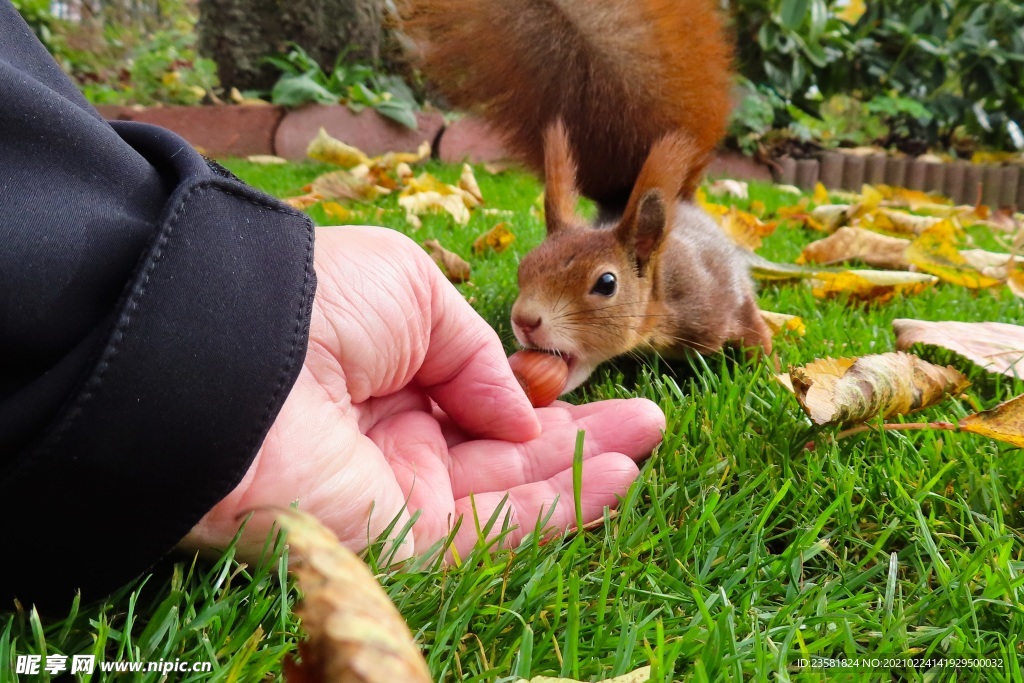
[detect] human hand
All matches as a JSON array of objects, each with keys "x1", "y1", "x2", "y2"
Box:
[{"x1": 181, "y1": 226, "x2": 665, "y2": 561}]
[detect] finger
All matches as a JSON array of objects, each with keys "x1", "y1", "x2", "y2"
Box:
[
  {"x1": 448, "y1": 398, "x2": 665, "y2": 499},
  {"x1": 450, "y1": 452, "x2": 640, "y2": 557},
  {"x1": 415, "y1": 277, "x2": 540, "y2": 442},
  {"x1": 366, "y1": 411, "x2": 457, "y2": 557}
]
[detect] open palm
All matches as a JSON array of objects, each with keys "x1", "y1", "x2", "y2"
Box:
[{"x1": 182, "y1": 226, "x2": 666, "y2": 561}]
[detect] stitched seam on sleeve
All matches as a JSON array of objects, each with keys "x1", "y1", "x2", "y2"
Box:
[{"x1": 34, "y1": 179, "x2": 313, "y2": 460}]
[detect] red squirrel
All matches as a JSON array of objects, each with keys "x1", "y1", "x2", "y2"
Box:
[{"x1": 401, "y1": 0, "x2": 773, "y2": 392}]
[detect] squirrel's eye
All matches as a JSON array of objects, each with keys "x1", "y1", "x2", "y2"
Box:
[{"x1": 590, "y1": 272, "x2": 617, "y2": 296}]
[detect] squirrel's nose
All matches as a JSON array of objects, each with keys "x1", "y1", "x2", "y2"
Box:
[{"x1": 513, "y1": 313, "x2": 542, "y2": 334}]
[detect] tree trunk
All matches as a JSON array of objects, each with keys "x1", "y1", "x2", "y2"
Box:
[{"x1": 197, "y1": 0, "x2": 383, "y2": 93}]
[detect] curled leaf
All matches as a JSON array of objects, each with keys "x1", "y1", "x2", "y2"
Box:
[
  {"x1": 959, "y1": 394, "x2": 1024, "y2": 448},
  {"x1": 306, "y1": 127, "x2": 372, "y2": 168},
  {"x1": 423, "y1": 239, "x2": 471, "y2": 283},
  {"x1": 719, "y1": 207, "x2": 776, "y2": 250},
  {"x1": 273, "y1": 508, "x2": 433, "y2": 683},
  {"x1": 760, "y1": 310, "x2": 806, "y2": 337},
  {"x1": 707, "y1": 179, "x2": 748, "y2": 200},
  {"x1": 458, "y1": 163, "x2": 484, "y2": 204},
  {"x1": 788, "y1": 352, "x2": 969, "y2": 426}
]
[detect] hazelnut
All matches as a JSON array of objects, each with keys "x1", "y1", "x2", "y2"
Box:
[{"x1": 508, "y1": 350, "x2": 569, "y2": 408}]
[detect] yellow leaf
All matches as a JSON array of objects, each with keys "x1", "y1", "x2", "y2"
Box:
[
  {"x1": 761, "y1": 311, "x2": 806, "y2": 337},
  {"x1": 789, "y1": 352, "x2": 969, "y2": 426},
  {"x1": 857, "y1": 208, "x2": 944, "y2": 236},
  {"x1": 321, "y1": 201, "x2": 352, "y2": 222},
  {"x1": 423, "y1": 239, "x2": 471, "y2": 283},
  {"x1": 809, "y1": 270, "x2": 938, "y2": 303},
  {"x1": 273, "y1": 508, "x2": 433, "y2": 683},
  {"x1": 905, "y1": 222, "x2": 1004, "y2": 288},
  {"x1": 798, "y1": 227, "x2": 911, "y2": 270},
  {"x1": 959, "y1": 394, "x2": 1024, "y2": 448},
  {"x1": 306, "y1": 127, "x2": 372, "y2": 168},
  {"x1": 812, "y1": 182, "x2": 830, "y2": 205},
  {"x1": 472, "y1": 222, "x2": 516, "y2": 254},
  {"x1": 750, "y1": 199, "x2": 767, "y2": 217},
  {"x1": 836, "y1": 0, "x2": 866, "y2": 24},
  {"x1": 719, "y1": 207, "x2": 777, "y2": 250},
  {"x1": 695, "y1": 187, "x2": 730, "y2": 219},
  {"x1": 810, "y1": 204, "x2": 852, "y2": 232}
]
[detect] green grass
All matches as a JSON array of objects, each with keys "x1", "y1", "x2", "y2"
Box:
[{"x1": 3, "y1": 160, "x2": 1023, "y2": 682}]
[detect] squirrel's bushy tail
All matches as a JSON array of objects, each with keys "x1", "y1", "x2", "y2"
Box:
[{"x1": 400, "y1": 0, "x2": 733, "y2": 211}]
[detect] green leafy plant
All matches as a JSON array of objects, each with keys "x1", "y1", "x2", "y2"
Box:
[
  {"x1": 266, "y1": 45, "x2": 420, "y2": 129},
  {"x1": 727, "y1": 0, "x2": 1024, "y2": 153}
]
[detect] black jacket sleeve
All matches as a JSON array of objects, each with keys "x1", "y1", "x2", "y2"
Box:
[{"x1": 0, "y1": 1, "x2": 316, "y2": 611}]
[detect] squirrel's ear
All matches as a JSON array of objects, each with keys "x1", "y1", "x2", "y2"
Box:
[
  {"x1": 617, "y1": 189, "x2": 669, "y2": 275},
  {"x1": 543, "y1": 120, "x2": 579, "y2": 235}
]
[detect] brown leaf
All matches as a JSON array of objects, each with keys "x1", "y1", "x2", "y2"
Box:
[
  {"x1": 893, "y1": 319, "x2": 1024, "y2": 378},
  {"x1": 312, "y1": 170, "x2": 389, "y2": 202},
  {"x1": 423, "y1": 239, "x2": 471, "y2": 283},
  {"x1": 959, "y1": 394, "x2": 1024, "y2": 448},
  {"x1": 789, "y1": 352, "x2": 969, "y2": 425},
  {"x1": 274, "y1": 508, "x2": 433, "y2": 683},
  {"x1": 472, "y1": 223, "x2": 515, "y2": 254},
  {"x1": 798, "y1": 227, "x2": 911, "y2": 269}
]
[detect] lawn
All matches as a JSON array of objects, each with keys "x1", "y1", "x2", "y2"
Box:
[{"x1": 3, "y1": 159, "x2": 1023, "y2": 682}]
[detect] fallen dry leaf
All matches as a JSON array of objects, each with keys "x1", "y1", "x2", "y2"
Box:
[
  {"x1": 306, "y1": 127, "x2": 372, "y2": 168},
  {"x1": 284, "y1": 192, "x2": 324, "y2": 210},
  {"x1": 719, "y1": 207, "x2": 777, "y2": 250},
  {"x1": 312, "y1": 170, "x2": 390, "y2": 202},
  {"x1": 321, "y1": 201, "x2": 352, "y2": 222},
  {"x1": 788, "y1": 352, "x2": 969, "y2": 425},
  {"x1": 959, "y1": 394, "x2": 1024, "y2": 448},
  {"x1": 246, "y1": 154, "x2": 289, "y2": 164},
  {"x1": 857, "y1": 207, "x2": 944, "y2": 236},
  {"x1": 515, "y1": 667, "x2": 651, "y2": 683},
  {"x1": 274, "y1": 508, "x2": 433, "y2": 683},
  {"x1": 798, "y1": 227, "x2": 911, "y2": 270},
  {"x1": 707, "y1": 179, "x2": 748, "y2": 200},
  {"x1": 400, "y1": 192, "x2": 471, "y2": 225},
  {"x1": 458, "y1": 163, "x2": 484, "y2": 204},
  {"x1": 761, "y1": 310, "x2": 806, "y2": 337},
  {"x1": 809, "y1": 269, "x2": 937, "y2": 303},
  {"x1": 906, "y1": 222, "x2": 1003, "y2": 289},
  {"x1": 472, "y1": 223, "x2": 515, "y2": 254},
  {"x1": 423, "y1": 239, "x2": 471, "y2": 283},
  {"x1": 893, "y1": 319, "x2": 1024, "y2": 378}
]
